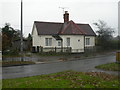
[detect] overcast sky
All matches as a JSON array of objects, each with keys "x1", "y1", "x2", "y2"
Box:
[{"x1": 0, "y1": 0, "x2": 119, "y2": 37}]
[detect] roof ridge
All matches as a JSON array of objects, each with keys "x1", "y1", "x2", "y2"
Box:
[
  {"x1": 34, "y1": 21, "x2": 63, "y2": 24},
  {"x1": 34, "y1": 21, "x2": 90, "y2": 25},
  {"x1": 77, "y1": 23, "x2": 89, "y2": 25},
  {"x1": 76, "y1": 23, "x2": 89, "y2": 25}
]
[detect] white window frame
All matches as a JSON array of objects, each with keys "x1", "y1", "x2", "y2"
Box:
[
  {"x1": 85, "y1": 38, "x2": 90, "y2": 45},
  {"x1": 66, "y1": 38, "x2": 70, "y2": 46},
  {"x1": 45, "y1": 38, "x2": 52, "y2": 46},
  {"x1": 58, "y1": 40, "x2": 61, "y2": 46}
]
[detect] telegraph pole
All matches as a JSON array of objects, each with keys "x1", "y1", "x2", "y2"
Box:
[{"x1": 21, "y1": 0, "x2": 23, "y2": 61}]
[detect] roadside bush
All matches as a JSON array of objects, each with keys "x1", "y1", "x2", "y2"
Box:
[{"x1": 3, "y1": 49, "x2": 19, "y2": 56}]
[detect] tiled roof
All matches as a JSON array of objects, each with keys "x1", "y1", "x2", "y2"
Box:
[
  {"x1": 77, "y1": 24, "x2": 96, "y2": 36},
  {"x1": 58, "y1": 20, "x2": 86, "y2": 35},
  {"x1": 34, "y1": 21, "x2": 62, "y2": 35},
  {"x1": 34, "y1": 20, "x2": 96, "y2": 36}
]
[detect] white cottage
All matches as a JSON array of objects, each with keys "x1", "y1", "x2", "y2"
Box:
[{"x1": 32, "y1": 11, "x2": 96, "y2": 53}]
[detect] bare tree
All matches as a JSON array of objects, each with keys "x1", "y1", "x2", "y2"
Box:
[{"x1": 93, "y1": 20, "x2": 114, "y2": 49}]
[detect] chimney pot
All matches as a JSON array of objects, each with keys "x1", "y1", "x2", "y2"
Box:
[{"x1": 63, "y1": 11, "x2": 69, "y2": 23}]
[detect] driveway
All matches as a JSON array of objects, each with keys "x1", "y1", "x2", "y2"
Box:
[{"x1": 2, "y1": 54, "x2": 118, "y2": 79}]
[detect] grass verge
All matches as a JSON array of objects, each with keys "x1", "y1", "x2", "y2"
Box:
[
  {"x1": 36, "y1": 52, "x2": 71, "y2": 56},
  {"x1": 1, "y1": 61, "x2": 35, "y2": 67},
  {"x1": 95, "y1": 62, "x2": 120, "y2": 71},
  {"x1": 2, "y1": 71, "x2": 119, "y2": 88}
]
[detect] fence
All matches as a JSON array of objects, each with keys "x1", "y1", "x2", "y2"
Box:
[
  {"x1": 32, "y1": 46, "x2": 72, "y2": 53},
  {"x1": 71, "y1": 49, "x2": 84, "y2": 53},
  {"x1": 32, "y1": 46, "x2": 102, "y2": 53},
  {"x1": 85, "y1": 46, "x2": 103, "y2": 53},
  {"x1": 2, "y1": 57, "x2": 40, "y2": 62}
]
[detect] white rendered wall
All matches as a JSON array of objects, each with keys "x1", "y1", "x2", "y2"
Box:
[
  {"x1": 32, "y1": 25, "x2": 41, "y2": 46},
  {"x1": 85, "y1": 36, "x2": 95, "y2": 47},
  {"x1": 60, "y1": 35, "x2": 84, "y2": 52},
  {"x1": 32, "y1": 29, "x2": 85, "y2": 52}
]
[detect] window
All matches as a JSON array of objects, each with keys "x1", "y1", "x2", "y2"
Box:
[
  {"x1": 66, "y1": 38, "x2": 70, "y2": 46},
  {"x1": 58, "y1": 41, "x2": 61, "y2": 46},
  {"x1": 86, "y1": 38, "x2": 90, "y2": 45},
  {"x1": 45, "y1": 38, "x2": 52, "y2": 46}
]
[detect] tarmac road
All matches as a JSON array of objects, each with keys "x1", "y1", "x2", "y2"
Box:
[{"x1": 2, "y1": 54, "x2": 118, "y2": 79}]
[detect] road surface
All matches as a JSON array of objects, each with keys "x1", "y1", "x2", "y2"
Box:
[{"x1": 2, "y1": 54, "x2": 118, "y2": 79}]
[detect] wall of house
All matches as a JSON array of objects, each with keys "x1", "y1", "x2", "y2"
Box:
[
  {"x1": 32, "y1": 29, "x2": 85, "y2": 52},
  {"x1": 32, "y1": 25, "x2": 42, "y2": 47},
  {"x1": 85, "y1": 36, "x2": 95, "y2": 47},
  {"x1": 60, "y1": 35, "x2": 84, "y2": 52},
  {"x1": 32, "y1": 26, "x2": 56, "y2": 47},
  {"x1": 32, "y1": 26, "x2": 95, "y2": 53}
]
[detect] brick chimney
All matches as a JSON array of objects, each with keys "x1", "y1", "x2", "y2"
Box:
[{"x1": 63, "y1": 11, "x2": 69, "y2": 23}]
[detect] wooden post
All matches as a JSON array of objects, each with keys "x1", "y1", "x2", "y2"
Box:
[
  {"x1": 116, "y1": 51, "x2": 120, "y2": 63},
  {"x1": 41, "y1": 46, "x2": 43, "y2": 53},
  {"x1": 84, "y1": 35, "x2": 85, "y2": 52},
  {"x1": 37, "y1": 46, "x2": 39, "y2": 53},
  {"x1": 70, "y1": 47, "x2": 72, "y2": 53},
  {"x1": 39, "y1": 46, "x2": 41, "y2": 53},
  {"x1": 55, "y1": 47, "x2": 56, "y2": 53},
  {"x1": 61, "y1": 40, "x2": 63, "y2": 52}
]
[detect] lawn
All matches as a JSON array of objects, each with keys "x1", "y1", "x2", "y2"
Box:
[
  {"x1": 95, "y1": 62, "x2": 120, "y2": 71},
  {"x1": 2, "y1": 71, "x2": 119, "y2": 88}
]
